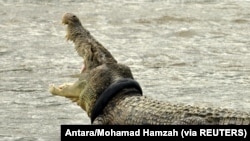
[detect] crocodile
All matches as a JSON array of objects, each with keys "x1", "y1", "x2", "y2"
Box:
[{"x1": 49, "y1": 13, "x2": 250, "y2": 125}]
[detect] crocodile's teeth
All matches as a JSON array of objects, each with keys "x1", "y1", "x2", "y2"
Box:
[{"x1": 80, "y1": 62, "x2": 85, "y2": 73}]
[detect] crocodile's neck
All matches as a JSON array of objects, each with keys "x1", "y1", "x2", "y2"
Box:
[
  {"x1": 92, "y1": 89, "x2": 143, "y2": 124},
  {"x1": 90, "y1": 78, "x2": 143, "y2": 124}
]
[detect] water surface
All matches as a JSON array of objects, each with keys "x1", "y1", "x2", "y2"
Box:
[{"x1": 0, "y1": 0, "x2": 250, "y2": 140}]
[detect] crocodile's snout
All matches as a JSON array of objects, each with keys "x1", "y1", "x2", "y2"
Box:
[
  {"x1": 62, "y1": 13, "x2": 79, "y2": 25},
  {"x1": 62, "y1": 13, "x2": 70, "y2": 24}
]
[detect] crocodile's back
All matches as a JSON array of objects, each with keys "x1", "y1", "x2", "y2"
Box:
[{"x1": 95, "y1": 94, "x2": 250, "y2": 125}]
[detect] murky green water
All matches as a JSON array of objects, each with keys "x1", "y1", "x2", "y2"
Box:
[{"x1": 1, "y1": 0, "x2": 250, "y2": 140}]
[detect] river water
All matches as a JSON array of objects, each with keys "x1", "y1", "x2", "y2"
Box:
[{"x1": 0, "y1": 0, "x2": 250, "y2": 140}]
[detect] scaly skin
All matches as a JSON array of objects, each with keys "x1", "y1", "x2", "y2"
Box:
[
  {"x1": 95, "y1": 93, "x2": 250, "y2": 125},
  {"x1": 49, "y1": 13, "x2": 250, "y2": 125}
]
